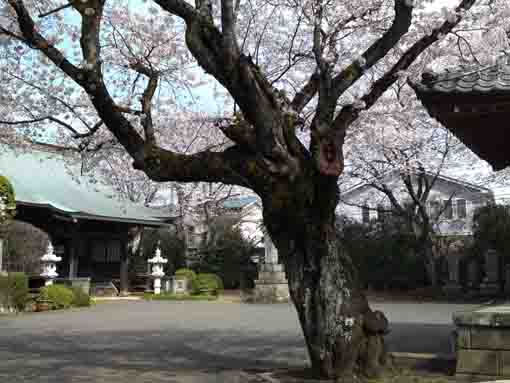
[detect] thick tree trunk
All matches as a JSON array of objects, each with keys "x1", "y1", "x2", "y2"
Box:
[
  {"x1": 417, "y1": 237, "x2": 438, "y2": 287},
  {"x1": 263, "y1": 178, "x2": 391, "y2": 381}
]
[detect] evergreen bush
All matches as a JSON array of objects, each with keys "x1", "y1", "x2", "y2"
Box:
[
  {"x1": 71, "y1": 287, "x2": 91, "y2": 307},
  {"x1": 40, "y1": 285, "x2": 75, "y2": 309},
  {"x1": 196, "y1": 273, "x2": 224, "y2": 295},
  {"x1": 337, "y1": 217, "x2": 427, "y2": 290},
  {"x1": 0, "y1": 272, "x2": 29, "y2": 312},
  {"x1": 198, "y1": 225, "x2": 256, "y2": 289}
]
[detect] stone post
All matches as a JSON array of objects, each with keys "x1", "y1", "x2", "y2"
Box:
[
  {"x1": 253, "y1": 232, "x2": 290, "y2": 303},
  {"x1": 148, "y1": 246, "x2": 167, "y2": 295},
  {"x1": 41, "y1": 242, "x2": 62, "y2": 286}
]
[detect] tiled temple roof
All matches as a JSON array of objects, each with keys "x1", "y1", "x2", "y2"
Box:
[
  {"x1": 0, "y1": 145, "x2": 177, "y2": 225},
  {"x1": 410, "y1": 60, "x2": 510, "y2": 171},
  {"x1": 412, "y1": 62, "x2": 510, "y2": 95}
]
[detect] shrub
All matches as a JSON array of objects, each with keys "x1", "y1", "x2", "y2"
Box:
[
  {"x1": 0, "y1": 272, "x2": 29, "y2": 312},
  {"x1": 71, "y1": 287, "x2": 91, "y2": 307},
  {"x1": 337, "y1": 217, "x2": 427, "y2": 290},
  {"x1": 198, "y1": 225, "x2": 257, "y2": 289},
  {"x1": 40, "y1": 285, "x2": 75, "y2": 309},
  {"x1": 196, "y1": 273, "x2": 223, "y2": 295}
]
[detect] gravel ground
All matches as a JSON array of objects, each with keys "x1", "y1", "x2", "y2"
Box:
[{"x1": 0, "y1": 300, "x2": 480, "y2": 383}]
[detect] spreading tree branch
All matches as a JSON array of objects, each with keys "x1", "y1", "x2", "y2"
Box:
[
  {"x1": 333, "y1": 0, "x2": 478, "y2": 133},
  {"x1": 7, "y1": 0, "x2": 257, "y2": 187}
]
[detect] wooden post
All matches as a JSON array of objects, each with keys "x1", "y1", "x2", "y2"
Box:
[
  {"x1": 119, "y1": 236, "x2": 129, "y2": 296},
  {"x1": 65, "y1": 223, "x2": 81, "y2": 279}
]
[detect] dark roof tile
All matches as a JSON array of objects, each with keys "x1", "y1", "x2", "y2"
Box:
[{"x1": 414, "y1": 61, "x2": 510, "y2": 95}]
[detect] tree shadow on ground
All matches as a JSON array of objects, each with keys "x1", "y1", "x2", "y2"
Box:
[{"x1": 0, "y1": 322, "x2": 454, "y2": 382}]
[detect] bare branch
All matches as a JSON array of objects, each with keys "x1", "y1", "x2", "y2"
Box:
[
  {"x1": 6, "y1": 0, "x2": 82, "y2": 80},
  {"x1": 334, "y1": 0, "x2": 478, "y2": 132},
  {"x1": 0, "y1": 116, "x2": 102, "y2": 139},
  {"x1": 38, "y1": 2, "x2": 72, "y2": 18},
  {"x1": 330, "y1": 0, "x2": 414, "y2": 100},
  {"x1": 129, "y1": 60, "x2": 160, "y2": 148}
]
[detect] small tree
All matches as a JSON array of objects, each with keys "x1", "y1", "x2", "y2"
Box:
[
  {"x1": 197, "y1": 224, "x2": 256, "y2": 289},
  {"x1": 0, "y1": 175, "x2": 16, "y2": 228},
  {"x1": 139, "y1": 227, "x2": 186, "y2": 276},
  {"x1": 4, "y1": 221, "x2": 47, "y2": 274}
]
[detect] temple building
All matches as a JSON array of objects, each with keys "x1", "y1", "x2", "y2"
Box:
[
  {"x1": 0, "y1": 143, "x2": 176, "y2": 294},
  {"x1": 411, "y1": 61, "x2": 510, "y2": 170}
]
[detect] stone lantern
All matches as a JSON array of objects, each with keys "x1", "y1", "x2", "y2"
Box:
[
  {"x1": 41, "y1": 242, "x2": 62, "y2": 286},
  {"x1": 148, "y1": 246, "x2": 167, "y2": 295}
]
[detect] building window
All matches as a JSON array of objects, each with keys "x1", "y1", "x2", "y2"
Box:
[
  {"x1": 362, "y1": 205, "x2": 370, "y2": 223},
  {"x1": 457, "y1": 199, "x2": 467, "y2": 218},
  {"x1": 443, "y1": 200, "x2": 453, "y2": 219}
]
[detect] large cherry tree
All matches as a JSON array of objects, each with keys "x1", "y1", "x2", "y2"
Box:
[{"x1": 1, "y1": 0, "x2": 506, "y2": 379}]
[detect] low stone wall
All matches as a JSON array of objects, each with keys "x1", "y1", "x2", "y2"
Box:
[{"x1": 454, "y1": 305, "x2": 510, "y2": 381}]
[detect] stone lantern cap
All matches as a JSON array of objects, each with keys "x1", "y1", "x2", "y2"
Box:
[
  {"x1": 41, "y1": 268, "x2": 59, "y2": 278},
  {"x1": 148, "y1": 248, "x2": 168, "y2": 264},
  {"x1": 41, "y1": 243, "x2": 62, "y2": 263}
]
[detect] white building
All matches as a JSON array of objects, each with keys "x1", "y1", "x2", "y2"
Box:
[{"x1": 339, "y1": 170, "x2": 495, "y2": 236}]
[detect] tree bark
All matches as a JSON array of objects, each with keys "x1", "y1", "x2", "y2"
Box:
[
  {"x1": 417, "y1": 237, "x2": 438, "y2": 287},
  {"x1": 263, "y1": 177, "x2": 391, "y2": 381}
]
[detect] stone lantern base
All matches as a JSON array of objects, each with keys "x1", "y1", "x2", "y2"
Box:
[{"x1": 253, "y1": 263, "x2": 290, "y2": 303}]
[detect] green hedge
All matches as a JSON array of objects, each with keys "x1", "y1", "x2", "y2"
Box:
[
  {"x1": 0, "y1": 272, "x2": 29, "y2": 312},
  {"x1": 40, "y1": 285, "x2": 75, "y2": 309},
  {"x1": 196, "y1": 273, "x2": 223, "y2": 295},
  {"x1": 71, "y1": 287, "x2": 91, "y2": 307},
  {"x1": 338, "y1": 218, "x2": 428, "y2": 290}
]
